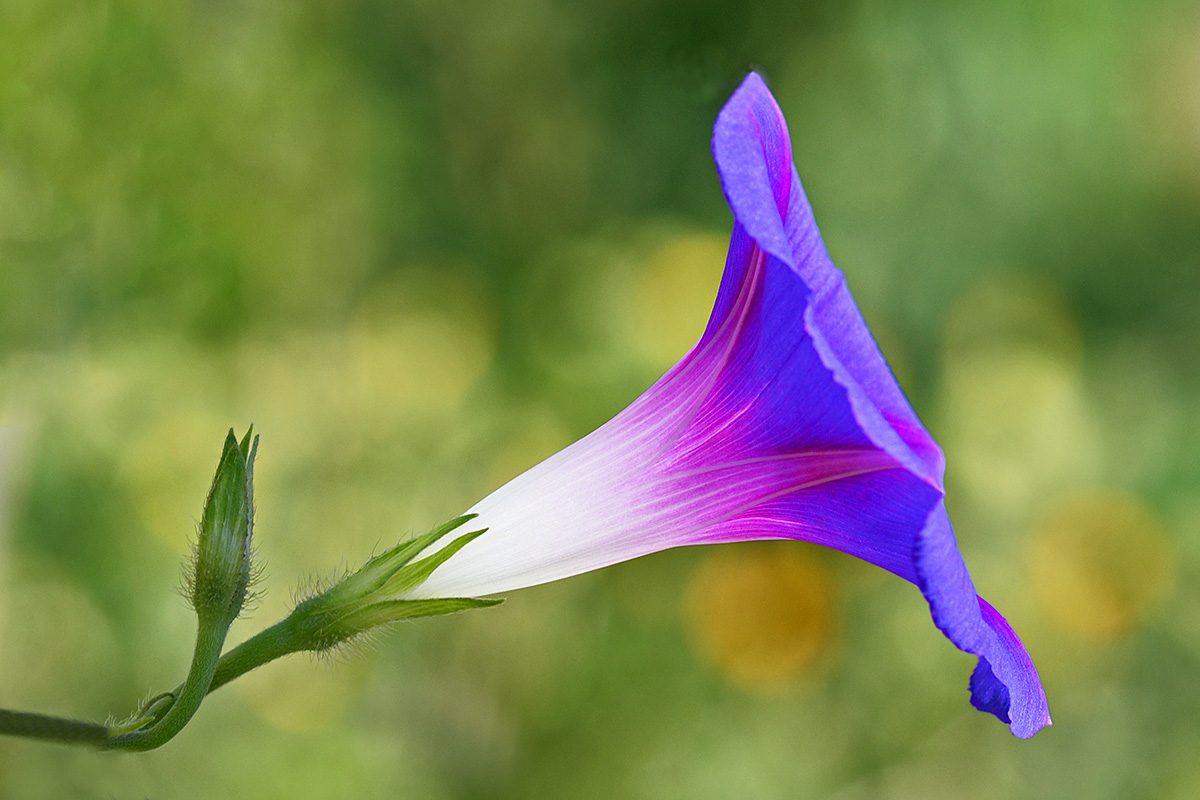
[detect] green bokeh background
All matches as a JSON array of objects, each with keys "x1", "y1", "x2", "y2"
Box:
[{"x1": 2, "y1": 0, "x2": 1199, "y2": 796}]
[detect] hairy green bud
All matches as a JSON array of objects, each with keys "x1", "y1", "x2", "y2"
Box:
[{"x1": 188, "y1": 427, "x2": 258, "y2": 626}]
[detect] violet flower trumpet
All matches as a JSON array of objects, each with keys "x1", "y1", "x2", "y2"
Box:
[{"x1": 414, "y1": 73, "x2": 1050, "y2": 737}]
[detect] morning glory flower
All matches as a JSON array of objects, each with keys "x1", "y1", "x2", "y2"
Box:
[{"x1": 412, "y1": 73, "x2": 1050, "y2": 738}]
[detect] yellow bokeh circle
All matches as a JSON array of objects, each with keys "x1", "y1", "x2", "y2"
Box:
[
  {"x1": 1027, "y1": 490, "x2": 1174, "y2": 641},
  {"x1": 634, "y1": 232, "x2": 728, "y2": 368},
  {"x1": 684, "y1": 544, "x2": 834, "y2": 691}
]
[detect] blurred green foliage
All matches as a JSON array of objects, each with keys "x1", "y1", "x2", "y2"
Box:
[{"x1": 2, "y1": 0, "x2": 1200, "y2": 797}]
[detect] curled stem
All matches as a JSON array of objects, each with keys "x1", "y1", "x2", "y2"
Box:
[{"x1": 104, "y1": 619, "x2": 228, "y2": 751}]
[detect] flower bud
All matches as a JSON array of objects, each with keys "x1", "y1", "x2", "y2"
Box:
[{"x1": 188, "y1": 428, "x2": 257, "y2": 626}]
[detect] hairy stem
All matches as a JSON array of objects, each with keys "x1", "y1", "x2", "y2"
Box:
[{"x1": 207, "y1": 614, "x2": 308, "y2": 695}]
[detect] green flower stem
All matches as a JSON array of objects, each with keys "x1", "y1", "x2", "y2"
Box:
[
  {"x1": 0, "y1": 614, "x2": 310, "y2": 750},
  {"x1": 106, "y1": 618, "x2": 229, "y2": 752},
  {"x1": 200, "y1": 595, "x2": 501, "y2": 696},
  {"x1": 206, "y1": 614, "x2": 308, "y2": 695},
  {"x1": 0, "y1": 594, "x2": 496, "y2": 749},
  {"x1": 0, "y1": 432, "x2": 496, "y2": 752},
  {"x1": 0, "y1": 709, "x2": 108, "y2": 746},
  {"x1": 0, "y1": 507, "x2": 496, "y2": 751}
]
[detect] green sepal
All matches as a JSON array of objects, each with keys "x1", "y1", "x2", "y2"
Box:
[
  {"x1": 335, "y1": 596, "x2": 503, "y2": 633},
  {"x1": 380, "y1": 527, "x2": 488, "y2": 596},
  {"x1": 323, "y1": 514, "x2": 478, "y2": 604},
  {"x1": 287, "y1": 516, "x2": 493, "y2": 651}
]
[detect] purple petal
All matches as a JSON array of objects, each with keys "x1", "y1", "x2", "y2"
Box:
[
  {"x1": 710, "y1": 72, "x2": 1048, "y2": 736},
  {"x1": 712, "y1": 72, "x2": 942, "y2": 485},
  {"x1": 916, "y1": 503, "x2": 1050, "y2": 736},
  {"x1": 974, "y1": 598, "x2": 1053, "y2": 738}
]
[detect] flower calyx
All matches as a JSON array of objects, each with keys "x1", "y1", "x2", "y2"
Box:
[{"x1": 288, "y1": 515, "x2": 499, "y2": 653}]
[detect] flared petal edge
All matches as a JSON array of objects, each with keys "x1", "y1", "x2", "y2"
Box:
[
  {"x1": 916, "y1": 503, "x2": 1051, "y2": 737},
  {"x1": 712, "y1": 73, "x2": 943, "y2": 488},
  {"x1": 973, "y1": 598, "x2": 1052, "y2": 738}
]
